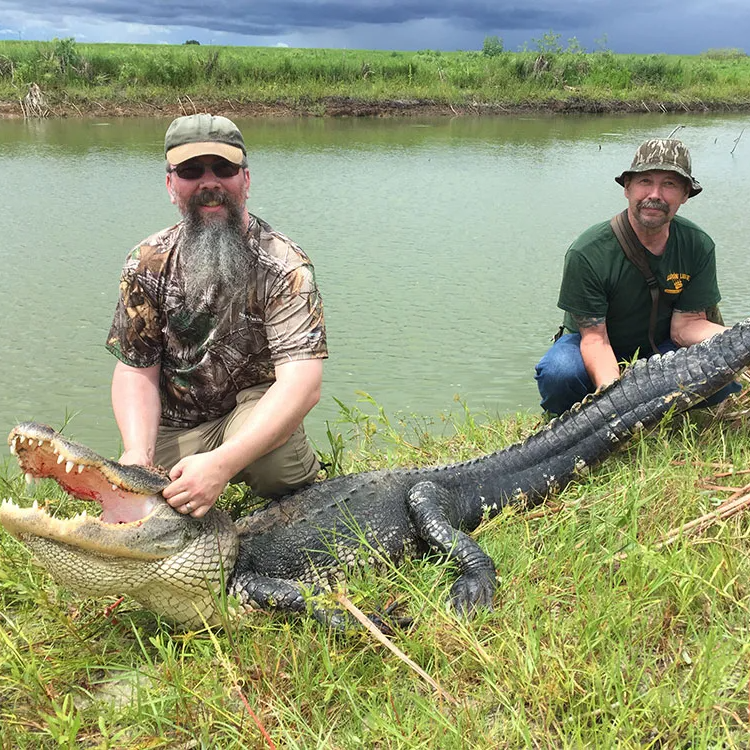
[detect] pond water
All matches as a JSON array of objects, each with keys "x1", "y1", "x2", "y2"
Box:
[{"x1": 1, "y1": 112, "x2": 749, "y2": 459}]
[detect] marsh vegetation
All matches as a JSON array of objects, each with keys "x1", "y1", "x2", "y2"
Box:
[
  {"x1": 0, "y1": 37, "x2": 749, "y2": 117},
  {"x1": 2, "y1": 389, "x2": 750, "y2": 747}
]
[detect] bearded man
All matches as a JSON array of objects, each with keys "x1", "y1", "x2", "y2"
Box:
[
  {"x1": 534, "y1": 138, "x2": 741, "y2": 416},
  {"x1": 107, "y1": 114, "x2": 327, "y2": 517}
]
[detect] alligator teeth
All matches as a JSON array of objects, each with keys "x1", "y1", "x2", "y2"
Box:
[
  {"x1": 77, "y1": 464, "x2": 84, "y2": 474},
  {"x1": 65, "y1": 461, "x2": 74, "y2": 474},
  {"x1": 24, "y1": 472, "x2": 34, "y2": 485},
  {"x1": 57, "y1": 454, "x2": 65, "y2": 465},
  {"x1": 9, "y1": 439, "x2": 16, "y2": 455},
  {"x1": 111, "y1": 484, "x2": 118, "y2": 491},
  {"x1": 37, "y1": 440, "x2": 44, "y2": 447},
  {"x1": 18, "y1": 435, "x2": 25, "y2": 444}
]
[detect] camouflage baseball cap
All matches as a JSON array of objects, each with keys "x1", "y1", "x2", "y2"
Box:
[
  {"x1": 615, "y1": 138, "x2": 702, "y2": 197},
  {"x1": 164, "y1": 113, "x2": 246, "y2": 165}
]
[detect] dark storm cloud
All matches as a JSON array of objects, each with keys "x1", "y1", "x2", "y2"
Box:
[
  {"x1": 0, "y1": 0, "x2": 638, "y2": 37},
  {"x1": 3, "y1": 0, "x2": 741, "y2": 54}
]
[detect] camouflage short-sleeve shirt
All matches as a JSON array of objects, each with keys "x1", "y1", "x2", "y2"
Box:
[{"x1": 106, "y1": 213, "x2": 328, "y2": 428}]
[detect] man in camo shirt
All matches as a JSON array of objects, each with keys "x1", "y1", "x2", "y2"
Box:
[{"x1": 107, "y1": 114, "x2": 327, "y2": 517}]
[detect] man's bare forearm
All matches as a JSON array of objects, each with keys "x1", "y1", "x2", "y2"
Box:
[
  {"x1": 574, "y1": 314, "x2": 621, "y2": 388},
  {"x1": 212, "y1": 359, "x2": 323, "y2": 480},
  {"x1": 671, "y1": 311, "x2": 727, "y2": 347},
  {"x1": 111, "y1": 361, "x2": 162, "y2": 463}
]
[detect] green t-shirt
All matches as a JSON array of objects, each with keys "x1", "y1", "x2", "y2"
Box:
[{"x1": 558, "y1": 215, "x2": 720, "y2": 358}]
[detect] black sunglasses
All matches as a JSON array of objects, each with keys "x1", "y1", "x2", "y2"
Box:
[{"x1": 168, "y1": 160, "x2": 243, "y2": 180}]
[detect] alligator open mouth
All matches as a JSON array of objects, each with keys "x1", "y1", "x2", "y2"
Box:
[
  {"x1": 0, "y1": 423, "x2": 188, "y2": 560},
  {"x1": 1, "y1": 423, "x2": 238, "y2": 623},
  {"x1": 7, "y1": 422, "x2": 169, "y2": 523}
]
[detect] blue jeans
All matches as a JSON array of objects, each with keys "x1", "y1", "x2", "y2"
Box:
[{"x1": 534, "y1": 333, "x2": 742, "y2": 416}]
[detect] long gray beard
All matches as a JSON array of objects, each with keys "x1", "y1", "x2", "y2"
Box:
[{"x1": 179, "y1": 193, "x2": 253, "y2": 310}]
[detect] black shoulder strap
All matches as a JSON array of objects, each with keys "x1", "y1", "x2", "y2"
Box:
[{"x1": 610, "y1": 210, "x2": 660, "y2": 354}]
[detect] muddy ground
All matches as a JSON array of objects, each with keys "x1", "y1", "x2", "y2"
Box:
[{"x1": 2, "y1": 95, "x2": 750, "y2": 119}]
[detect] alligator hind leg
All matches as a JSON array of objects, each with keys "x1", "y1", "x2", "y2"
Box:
[{"x1": 407, "y1": 481, "x2": 497, "y2": 615}]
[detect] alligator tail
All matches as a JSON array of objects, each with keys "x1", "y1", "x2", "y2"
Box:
[{"x1": 476, "y1": 319, "x2": 750, "y2": 505}]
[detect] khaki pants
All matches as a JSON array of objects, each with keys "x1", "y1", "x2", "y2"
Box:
[{"x1": 154, "y1": 384, "x2": 319, "y2": 498}]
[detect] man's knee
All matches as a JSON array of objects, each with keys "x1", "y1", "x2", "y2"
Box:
[
  {"x1": 535, "y1": 335, "x2": 587, "y2": 387},
  {"x1": 154, "y1": 422, "x2": 214, "y2": 472},
  {"x1": 534, "y1": 334, "x2": 593, "y2": 414},
  {"x1": 222, "y1": 386, "x2": 320, "y2": 497},
  {"x1": 235, "y1": 429, "x2": 319, "y2": 498}
]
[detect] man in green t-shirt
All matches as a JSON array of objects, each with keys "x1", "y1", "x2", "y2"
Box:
[{"x1": 534, "y1": 138, "x2": 741, "y2": 415}]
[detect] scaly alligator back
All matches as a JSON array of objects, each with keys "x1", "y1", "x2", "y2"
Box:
[{"x1": 238, "y1": 319, "x2": 750, "y2": 545}]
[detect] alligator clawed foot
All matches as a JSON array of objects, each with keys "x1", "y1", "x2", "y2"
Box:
[
  {"x1": 367, "y1": 599, "x2": 414, "y2": 635},
  {"x1": 449, "y1": 572, "x2": 496, "y2": 617}
]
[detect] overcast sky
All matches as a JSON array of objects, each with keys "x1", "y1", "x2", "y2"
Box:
[{"x1": 0, "y1": 0, "x2": 748, "y2": 55}]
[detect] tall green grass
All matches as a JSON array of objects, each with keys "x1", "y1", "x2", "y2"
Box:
[
  {"x1": 1, "y1": 39, "x2": 749, "y2": 110},
  {"x1": 2, "y1": 391, "x2": 750, "y2": 746}
]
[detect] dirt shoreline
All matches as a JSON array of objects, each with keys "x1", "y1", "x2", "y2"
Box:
[{"x1": 3, "y1": 95, "x2": 750, "y2": 119}]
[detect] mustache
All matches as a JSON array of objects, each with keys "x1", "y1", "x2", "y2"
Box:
[
  {"x1": 188, "y1": 189, "x2": 228, "y2": 209},
  {"x1": 637, "y1": 198, "x2": 669, "y2": 213}
]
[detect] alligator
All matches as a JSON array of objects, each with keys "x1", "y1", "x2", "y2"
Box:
[{"x1": 2, "y1": 320, "x2": 750, "y2": 629}]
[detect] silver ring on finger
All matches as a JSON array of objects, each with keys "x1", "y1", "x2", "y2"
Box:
[{"x1": 185, "y1": 501, "x2": 192, "y2": 512}]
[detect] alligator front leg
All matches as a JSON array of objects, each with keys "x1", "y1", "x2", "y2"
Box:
[
  {"x1": 407, "y1": 481, "x2": 497, "y2": 615},
  {"x1": 227, "y1": 573, "x2": 351, "y2": 629}
]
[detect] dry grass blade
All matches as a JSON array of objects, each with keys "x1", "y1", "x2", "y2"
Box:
[
  {"x1": 235, "y1": 687, "x2": 277, "y2": 750},
  {"x1": 655, "y1": 482, "x2": 750, "y2": 550},
  {"x1": 614, "y1": 483, "x2": 750, "y2": 560},
  {"x1": 334, "y1": 592, "x2": 458, "y2": 705},
  {"x1": 706, "y1": 469, "x2": 750, "y2": 479},
  {"x1": 715, "y1": 371, "x2": 750, "y2": 424},
  {"x1": 698, "y1": 483, "x2": 746, "y2": 493}
]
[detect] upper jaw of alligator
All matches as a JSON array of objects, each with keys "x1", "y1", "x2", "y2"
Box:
[{"x1": 1, "y1": 422, "x2": 194, "y2": 559}]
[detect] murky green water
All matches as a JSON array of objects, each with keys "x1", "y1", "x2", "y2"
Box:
[{"x1": 1, "y1": 113, "x2": 749, "y2": 458}]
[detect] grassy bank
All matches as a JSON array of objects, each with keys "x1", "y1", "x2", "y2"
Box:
[
  {"x1": 2, "y1": 390, "x2": 750, "y2": 747},
  {"x1": 1, "y1": 39, "x2": 750, "y2": 118}
]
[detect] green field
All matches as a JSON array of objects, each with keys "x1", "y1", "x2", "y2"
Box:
[
  {"x1": 1, "y1": 38, "x2": 750, "y2": 115},
  {"x1": 2, "y1": 388, "x2": 750, "y2": 747}
]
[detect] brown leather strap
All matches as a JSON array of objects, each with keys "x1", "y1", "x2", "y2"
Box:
[{"x1": 610, "y1": 210, "x2": 660, "y2": 354}]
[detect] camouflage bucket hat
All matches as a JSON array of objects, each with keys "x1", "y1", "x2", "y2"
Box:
[
  {"x1": 164, "y1": 113, "x2": 246, "y2": 165},
  {"x1": 615, "y1": 138, "x2": 702, "y2": 197}
]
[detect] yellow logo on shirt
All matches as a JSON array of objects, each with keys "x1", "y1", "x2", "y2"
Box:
[{"x1": 664, "y1": 272, "x2": 690, "y2": 294}]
